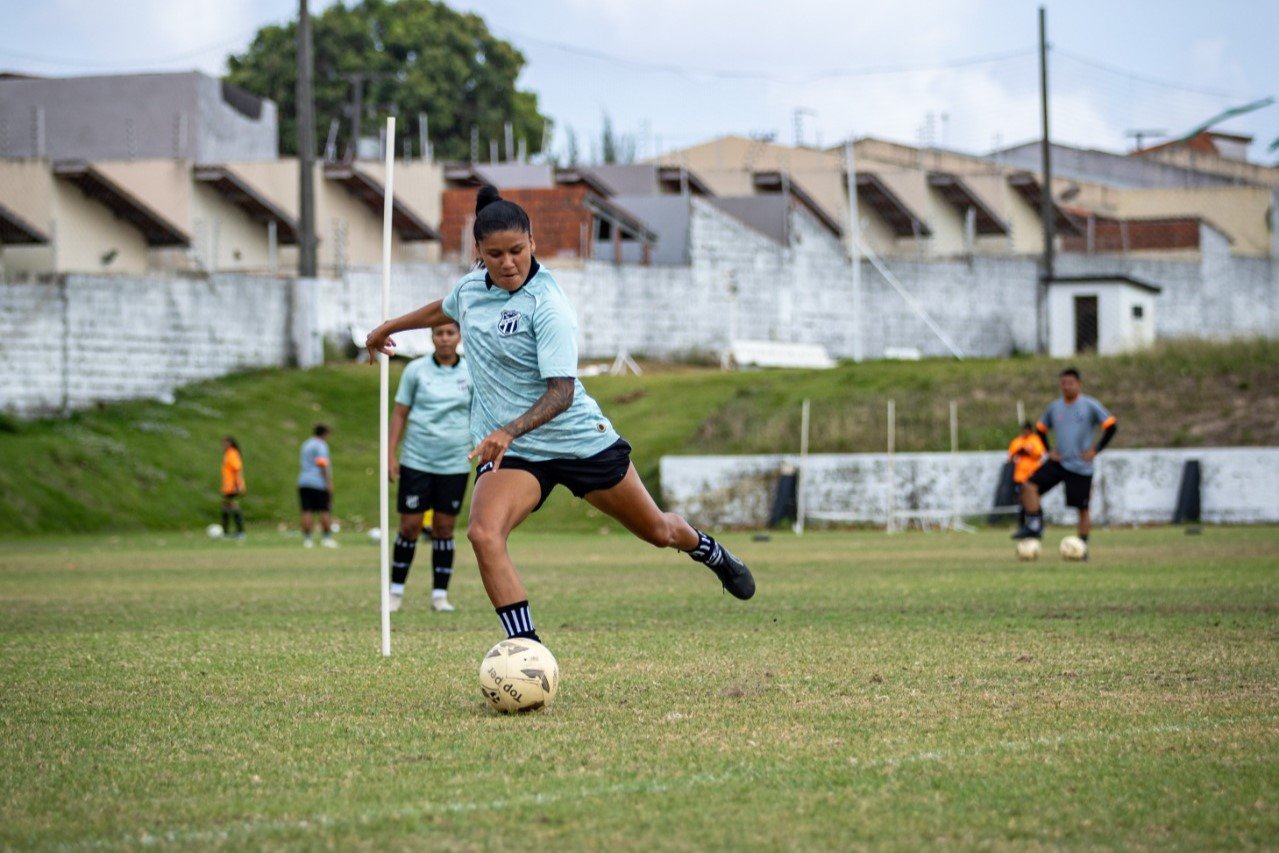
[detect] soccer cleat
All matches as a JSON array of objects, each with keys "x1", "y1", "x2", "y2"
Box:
[
  {"x1": 303, "y1": 538, "x2": 315, "y2": 549},
  {"x1": 321, "y1": 537, "x2": 339, "y2": 549},
  {"x1": 431, "y1": 596, "x2": 456, "y2": 612},
  {"x1": 388, "y1": 593, "x2": 403, "y2": 613},
  {"x1": 1010, "y1": 526, "x2": 1041, "y2": 540},
  {"x1": 709, "y1": 548, "x2": 755, "y2": 600}
]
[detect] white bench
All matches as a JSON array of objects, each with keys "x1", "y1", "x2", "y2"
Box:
[{"x1": 727, "y1": 340, "x2": 836, "y2": 370}]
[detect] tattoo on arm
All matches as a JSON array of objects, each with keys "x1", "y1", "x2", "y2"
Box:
[{"x1": 501, "y1": 377, "x2": 575, "y2": 439}]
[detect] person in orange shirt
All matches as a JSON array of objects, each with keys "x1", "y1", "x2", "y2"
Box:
[
  {"x1": 220, "y1": 436, "x2": 246, "y2": 540},
  {"x1": 1007, "y1": 421, "x2": 1046, "y2": 529}
]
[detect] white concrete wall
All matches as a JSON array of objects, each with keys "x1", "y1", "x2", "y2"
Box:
[
  {"x1": 660, "y1": 447, "x2": 1279, "y2": 528},
  {"x1": 0, "y1": 274, "x2": 319, "y2": 417}
]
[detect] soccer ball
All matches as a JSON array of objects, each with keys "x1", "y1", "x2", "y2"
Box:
[
  {"x1": 367, "y1": 527, "x2": 383, "y2": 544},
  {"x1": 330, "y1": 522, "x2": 341, "y2": 534},
  {"x1": 206, "y1": 523, "x2": 224, "y2": 539},
  {"x1": 1060, "y1": 536, "x2": 1088, "y2": 561},
  {"x1": 479, "y1": 638, "x2": 559, "y2": 713},
  {"x1": 1016, "y1": 538, "x2": 1041, "y2": 561}
]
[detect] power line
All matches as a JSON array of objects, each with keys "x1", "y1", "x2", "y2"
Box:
[
  {"x1": 1054, "y1": 48, "x2": 1265, "y2": 101},
  {"x1": 492, "y1": 27, "x2": 1038, "y2": 84},
  {"x1": 0, "y1": 6, "x2": 293, "y2": 71}
]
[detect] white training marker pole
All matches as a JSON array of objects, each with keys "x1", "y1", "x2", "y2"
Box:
[
  {"x1": 886, "y1": 399, "x2": 896, "y2": 533},
  {"x1": 949, "y1": 400, "x2": 959, "y2": 529},
  {"x1": 379, "y1": 116, "x2": 396, "y2": 658},
  {"x1": 793, "y1": 398, "x2": 811, "y2": 536}
]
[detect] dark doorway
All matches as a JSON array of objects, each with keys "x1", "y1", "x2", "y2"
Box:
[{"x1": 1074, "y1": 295, "x2": 1098, "y2": 353}]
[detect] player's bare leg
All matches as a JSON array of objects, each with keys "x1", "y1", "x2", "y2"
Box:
[
  {"x1": 467, "y1": 467, "x2": 541, "y2": 594},
  {"x1": 585, "y1": 465, "x2": 754, "y2": 599},
  {"x1": 468, "y1": 468, "x2": 543, "y2": 640}
]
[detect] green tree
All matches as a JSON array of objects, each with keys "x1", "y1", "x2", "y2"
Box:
[
  {"x1": 599, "y1": 112, "x2": 635, "y2": 164},
  {"x1": 225, "y1": 0, "x2": 548, "y2": 161}
]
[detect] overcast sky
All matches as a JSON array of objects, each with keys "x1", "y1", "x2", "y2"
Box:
[{"x1": 3, "y1": 0, "x2": 1276, "y2": 163}]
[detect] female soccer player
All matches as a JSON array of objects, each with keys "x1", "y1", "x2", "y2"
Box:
[
  {"x1": 219, "y1": 436, "x2": 245, "y2": 540},
  {"x1": 366, "y1": 186, "x2": 754, "y2": 646},
  {"x1": 387, "y1": 321, "x2": 472, "y2": 613}
]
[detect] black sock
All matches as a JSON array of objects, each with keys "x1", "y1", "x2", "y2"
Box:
[
  {"x1": 232, "y1": 510, "x2": 244, "y2": 534},
  {"x1": 1027, "y1": 511, "x2": 1044, "y2": 536},
  {"x1": 1018, "y1": 507, "x2": 1026, "y2": 527},
  {"x1": 1081, "y1": 534, "x2": 1089, "y2": 543},
  {"x1": 221, "y1": 509, "x2": 230, "y2": 532},
  {"x1": 686, "y1": 529, "x2": 726, "y2": 567},
  {"x1": 496, "y1": 600, "x2": 539, "y2": 641},
  {"x1": 392, "y1": 535, "x2": 417, "y2": 587},
  {"x1": 432, "y1": 537, "x2": 454, "y2": 592}
]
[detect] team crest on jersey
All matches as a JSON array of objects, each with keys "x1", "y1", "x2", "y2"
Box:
[{"x1": 498, "y1": 310, "x2": 521, "y2": 336}]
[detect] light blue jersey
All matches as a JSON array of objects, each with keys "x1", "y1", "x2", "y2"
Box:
[
  {"x1": 441, "y1": 261, "x2": 619, "y2": 462},
  {"x1": 395, "y1": 355, "x2": 472, "y2": 475},
  {"x1": 1040, "y1": 394, "x2": 1113, "y2": 476},
  {"x1": 297, "y1": 436, "x2": 331, "y2": 489}
]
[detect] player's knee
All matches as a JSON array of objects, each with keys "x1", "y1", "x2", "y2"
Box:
[
  {"x1": 433, "y1": 518, "x2": 456, "y2": 539},
  {"x1": 466, "y1": 519, "x2": 503, "y2": 553},
  {"x1": 398, "y1": 519, "x2": 422, "y2": 540}
]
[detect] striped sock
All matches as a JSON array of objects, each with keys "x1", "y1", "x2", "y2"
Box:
[
  {"x1": 431, "y1": 537, "x2": 454, "y2": 592},
  {"x1": 392, "y1": 535, "x2": 417, "y2": 585},
  {"x1": 495, "y1": 600, "x2": 539, "y2": 642},
  {"x1": 686, "y1": 530, "x2": 725, "y2": 568}
]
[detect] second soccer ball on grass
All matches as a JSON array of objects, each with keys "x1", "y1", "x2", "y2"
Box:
[{"x1": 1060, "y1": 536, "x2": 1088, "y2": 561}]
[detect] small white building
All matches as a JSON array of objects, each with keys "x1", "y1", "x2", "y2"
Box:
[{"x1": 1047, "y1": 274, "x2": 1161, "y2": 357}]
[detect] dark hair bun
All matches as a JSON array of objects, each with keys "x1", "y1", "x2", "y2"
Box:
[{"x1": 476, "y1": 184, "x2": 502, "y2": 215}]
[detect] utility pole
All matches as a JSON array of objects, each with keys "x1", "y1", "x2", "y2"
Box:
[
  {"x1": 1036, "y1": 4, "x2": 1054, "y2": 354},
  {"x1": 340, "y1": 72, "x2": 395, "y2": 160},
  {"x1": 297, "y1": 0, "x2": 317, "y2": 277}
]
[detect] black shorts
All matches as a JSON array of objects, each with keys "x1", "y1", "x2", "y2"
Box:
[
  {"x1": 397, "y1": 465, "x2": 469, "y2": 515},
  {"x1": 476, "y1": 438, "x2": 632, "y2": 512},
  {"x1": 298, "y1": 487, "x2": 331, "y2": 512},
  {"x1": 1029, "y1": 460, "x2": 1093, "y2": 509}
]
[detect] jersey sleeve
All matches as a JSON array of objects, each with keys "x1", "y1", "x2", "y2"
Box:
[
  {"x1": 1039, "y1": 405, "x2": 1054, "y2": 431},
  {"x1": 394, "y1": 361, "x2": 417, "y2": 407},
  {"x1": 532, "y1": 293, "x2": 579, "y2": 379},
  {"x1": 440, "y1": 277, "x2": 466, "y2": 322},
  {"x1": 1091, "y1": 398, "x2": 1114, "y2": 428}
]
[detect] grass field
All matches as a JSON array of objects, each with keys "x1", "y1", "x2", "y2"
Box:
[{"x1": 3, "y1": 525, "x2": 1277, "y2": 849}]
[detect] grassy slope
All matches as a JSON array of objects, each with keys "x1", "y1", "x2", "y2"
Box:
[
  {"x1": 2, "y1": 527, "x2": 1277, "y2": 848},
  {"x1": 0, "y1": 338, "x2": 1275, "y2": 536}
]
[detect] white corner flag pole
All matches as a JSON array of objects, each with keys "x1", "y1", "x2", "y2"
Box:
[{"x1": 379, "y1": 116, "x2": 396, "y2": 658}]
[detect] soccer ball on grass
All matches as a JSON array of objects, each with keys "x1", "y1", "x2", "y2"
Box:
[
  {"x1": 206, "y1": 523, "x2": 224, "y2": 540},
  {"x1": 1059, "y1": 535, "x2": 1088, "y2": 561},
  {"x1": 1016, "y1": 538, "x2": 1041, "y2": 561},
  {"x1": 479, "y1": 638, "x2": 559, "y2": 713}
]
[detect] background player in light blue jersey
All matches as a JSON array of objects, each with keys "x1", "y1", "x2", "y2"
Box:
[
  {"x1": 366, "y1": 186, "x2": 754, "y2": 649},
  {"x1": 387, "y1": 320, "x2": 472, "y2": 613},
  {"x1": 1013, "y1": 367, "x2": 1118, "y2": 553},
  {"x1": 298, "y1": 424, "x2": 337, "y2": 549}
]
